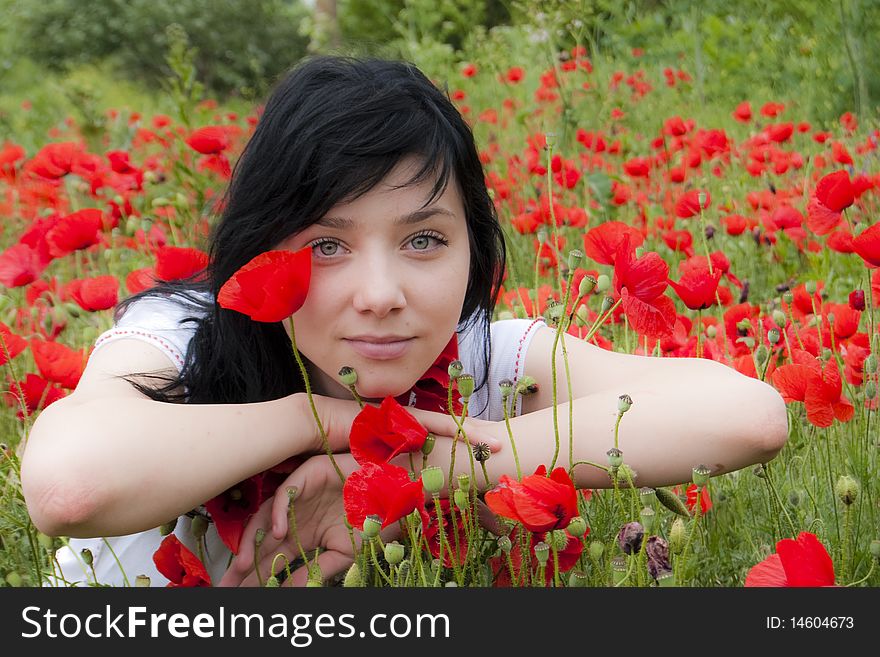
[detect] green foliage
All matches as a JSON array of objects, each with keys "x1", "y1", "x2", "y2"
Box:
[{"x1": 8, "y1": 0, "x2": 310, "y2": 98}]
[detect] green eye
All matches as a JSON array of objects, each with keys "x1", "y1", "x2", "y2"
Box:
[
  {"x1": 411, "y1": 235, "x2": 430, "y2": 250},
  {"x1": 317, "y1": 241, "x2": 338, "y2": 256}
]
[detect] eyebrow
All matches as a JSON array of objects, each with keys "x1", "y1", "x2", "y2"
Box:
[{"x1": 316, "y1": 207, "x2": 456, "y2": 229}]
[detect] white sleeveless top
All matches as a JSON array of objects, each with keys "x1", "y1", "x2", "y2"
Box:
[{"x1": 50, "y1": 292, "x2": 546, "y2": 587}]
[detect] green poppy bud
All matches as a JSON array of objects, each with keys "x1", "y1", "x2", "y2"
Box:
[
  {"x1": 447, "y1": 359, "x2": 463, "y2": 380},
  {"x1": 755, "y1": 344, "x2": 769, "y2": 365},
  {"x1": 639, "y1": 507, "x2": 656, "y2": 533},
  {"x1": 422, "y1": 466, "x2": 445, "y2": 494},
  {"x1": 384, "y1": 541, "x2": 405, "y2": 565},
  {"x1": 159, "y1": 518, "x2": 178, "y2": 536},
  {"x1": 5, "y1": 572, "x2": 23, "y2": 587},
  {"x1": 596, "y1": 274, "x2": 610, "y2": 293},
  {"x1": 453, "y1": 489, "x2": 468, "y2": 511},
  {"x1": 835, "y1": 475, "x2": 859, "y2": 506},
  {"x1": 80, "y1": 548, "x2": 93, "y2": 567},
  {"x1": 515, "y1": 375, "x2": 538, "y2": 396},
  {"x1": 533, "y1": 541, "x2": 550, "y2": 565},
  {"x1": 499, "y1": 378, "x2": 514, "y2": 400},
  {"x1": 669, "y1": 517, "x2": 687, "y2": 554},
  {"x1": 37, "y1": 532, "x2": 54, "y2": 551},
  {"x1": 866, "y1": 381, "x2": 877, "y2": 400},
  {"x1": 343, "y1": 562, "x2": 363, "y2": 587},
  {"x1": 782, "y1": 290, "x2": 793, "y2": 304},
  {"x1": 265, "y1": 575, "x2": 280, "y2": 587},
  {"x1": 362, "y1": 514, "x2": 382, "y2": 539},
  {"x1": 617, "y1": 394, "x2": 633, "y2": 413},
  {"x1": 588, "y1": 540, "x2": 604, "y2": 561},
  {"x1": 805, "y1": 281, "x2": 817, "y2": 295},
  {"x1": 421, "y1": 433, "x2": 436, "y2": 456},
  {"x1": 568, "y1": 569, "x2": 589, "y2": 587},
  {"x1": 655, "y1": 487, "x2": 691, "y2": 517},
  {"x1": 606, "y1": 447, "x2": 624, "y2": 469},
  {"x1": 611, "y1": 556, "x2": 627, "y2": 585},
  {"x1": 752, "y1": 464, "x2": 767, "y2": 479},
  {"x1": 191, "y1": 514, "x2": 209, "y2": 539},
  {"x1": 456, "y1": 473, "x2": 470, "y2": 492},
  {"x1": 135, "y1": 574, "x2": 151, "y2": 587},
  {"x1": 254, "y1": 528, "x2": 265, "y2": 547},
  {"x1": 338, "y1": 366, "x2": 357, "y2": 386},
  {"x1": 870, "y1": 540, "x2": 880, "y2": 560},
  {"x1": 545, "y1": 302, "x2": 564, "y2": 326},
  {"x1": 578, "y1": 275, "x2": 597, "y2": 297},
  {"x1": 692, "y1": 464, "x2": 712, "y2": 487},
  {"x1": 864, "y1": 354, "x2": 878, "y2": 374},
  {"x1": 567, "y1": 249, "x2": 584, "y2": 271},
  {"x1": 600, "y1": 296, "x2": 615, "y2": 314},
  {"x1": 567, "y1": 516, "x2": 587, "y2": 537},
  {"x1": 456, "y1": 374, "x2": 475, "y2": 401},
  {"x1": 826, "y1": 312, "x2": 835, "y2": 325},
  {"x1": 575, "y1": 304, "x2": 590, "y2": 327},
  {"x1": 656, "y1": 571, "x2": 676, "y2": 587},
  {"x1": 706, "y1": 325, "x2": 717, "y2": 339},
  {"x1": 635, "y1": 246, "x2": 646, "y2": 258},
  {"x1": 544, "y1": 529, "x2": 569, "y2": 551},
  {"x1": 639, "y1": 487, "x2": 656, "y2": 507},
  {"x1": 537, "y1": 228, "x2": 548, "y2": 244},
  {"x1": 768, "y1": 328, "x2": 781, "y2": 344},
  {"x1": 498, "y1": 535, "x2": 512, "y2": 554},
  {"x1": 306, "y1": 578, "x2": 323, "y2": 587}
]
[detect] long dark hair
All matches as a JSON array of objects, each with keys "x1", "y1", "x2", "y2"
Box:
[{"x1": 120, "y1": 56, "x2": 506, "y2": 410}]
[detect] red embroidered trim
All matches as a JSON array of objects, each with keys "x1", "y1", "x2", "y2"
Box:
[
  {"x1": 93, "y1": 329, "x2": 185, "y2": 368},
  {"x1": 513, "y1": 319, "x2": 544, "y2": 381}
]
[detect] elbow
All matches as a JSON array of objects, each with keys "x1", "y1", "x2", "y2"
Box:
[{"x1": 749, "y1": 379, "x2": 790, "y2": 462}]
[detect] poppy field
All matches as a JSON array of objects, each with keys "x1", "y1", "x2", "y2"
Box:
[{"x1": 2, "y1": 32, "x2": 880, "y2": 589}]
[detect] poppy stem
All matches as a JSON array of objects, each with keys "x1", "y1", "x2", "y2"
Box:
[
  {"x1": 288, "y1": 319, "x2": 345, "y2": 484},
  {"x1": 500, "y1": 390, "x2": 523, "y2": 480}
]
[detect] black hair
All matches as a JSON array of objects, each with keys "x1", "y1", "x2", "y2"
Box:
[{"x1": 119, "y1": 55, "x2": 506, "y2": 413}]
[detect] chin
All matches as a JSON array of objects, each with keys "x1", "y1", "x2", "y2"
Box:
[{"x1": 354, "y1": 376, "x2": 416, "y2": 402}]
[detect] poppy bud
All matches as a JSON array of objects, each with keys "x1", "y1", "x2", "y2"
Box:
[
  {"x1": 537, "y1": 228, "x2": 548, "y2": 244},
  {"x1": 866, "y1": 382, "x2": 877, "y2": 400},
  {"x1": 473, "y1": 442, "x2": 491, "y2": 463},
  {"x1": 343, "y1": 562, "x2": 363, "y2": 587},
  {"x1": 453, "y1": 489, "x2": 468, "y2": 511},
  {"x1": 579, "y1": 275, "x2": 597, "y2": 297},
  {"x1": 515, "y1": 375, "x2": 538, "y2": 396},
  {"x1": 456, "y1": 374, "x2": 475, "y2": 401},
  {"x1": 645, "y1": 536, "x2": 671, "y2": 580},
  {"x1": 692, "y1": 464, "x2": 712, "y2": 487},
  {"x1": 755, "y1": 344, "x2": 769, "y2": 365},
  {"x1": 611, "y1": 556, "x2": 627, "y2": 584},
  {"x1": 254, "y1": 528, "x2": 265, "y2": 548},
  {"x1": 596, "y1": 274, "x2": 610, "y2": 293},
  {"x1": 669, "y1": 517, "x2": 687, "y2": 554},
  {"x1": 498, "y1": 535, "x2": 512, "y2": 554},
  {"x1": 384, "y1": 541, "x2": 405, "y2": 565},
  {"x1": 588, "y1": 540, "x2": 604, "y2": 561},
  {"x1": 457, "y1": 473, "x2": 471, "y2": 492},
  {"x1": 5, "y1": 572, "x2": 23, "y2": 587},
  {"x1": 159, "y1": 518, "x2": 178, "y2": 536},
  {"x1": 306, "y1": 577, "x2": 323, "y2": 587},
  {"x1": 338, "y1": 366, "x2": 357, "y2": 386},
  {"x1": 772, "y1": 310, "x2": 787, "y2": 328},
  {"x1": 567, "y1": 249, "x2": 584, "y2": 270},
  {"x1": 600, "y1": 296, "x2": 615, "y2": 314},
  {"x1": 265, "y1": 575, "x2": 280, "y2": 588},
  {"x1": 767, "y1": 328, "x2": 780, "y2": 344},
  {"x1": 447, "y1": 359, "x2": 463, "y2": 380},
  {"x1": 362, "y1": 515, "x2": 382, "y2": 538},
  {"x1": 835, "y1": 474, "x2": 859, "y2": 506},
  {"x1": 706, "y1": 325, "x2": 717, "y2": 339},
  {"x1": 617, "y1": 521, "x2": 644, "y2": 555},
  {"x1": 545, "y1": 529, "x2": 569, "y2": 551},
  {"x1": 635, "y1": 246, "x2": 646, "y2": 258},
  {"x1": 421, "y1": 433, "x2": 436, "y2": 456},
  {"x1": 499, "y1": 379, "x2": 514, "y2": 400},
  {"x1": 752, "y1": 464, "x2": 767, "y2": 479},
  {"x1": 821, "y1": 347, "x2": 832, "y2": 362},
  {"x1": 864, "y1": 354, "x2": 878, "y2": 374},
  {"x1": 870, "y1": 540, "x2": 880, "y2": 560},
  {"x1": 567, "y1": 516, "x2": 587, "y2": 537},
  {"x1": 606, "y1": 447, "x2": 623, "y2": 468},
  {"x1": 422, "y1": 466, "x2": 445, "y2": 494},
  {"x1": 616, "y1": 463, "x2": 637, "y2": 486},
  {"x1": 737, "y1": 336, "x2": 756, "y2": 350},
  {"x1": 80, "y1": 548, "x2": 94, "y2": 567},
  {"x1": 191, "y1": 515, "x2": 209, "y2": 539},
  {"x1": 804, "y1": 280, "x2": 818, "y2": 295},
  {"x1": 575, "y1": 304, "x2": 590, "y2": 326},
  {"x1": 639, "y1": 507, "x2": 656, "y2": 533},
  {"x1": 849, "y1": 289, "x2": 866, "y2": 311},
  {"x1": 568, "y1": 569, "x2": 589, "y2": 587},
  {"x1": 544, "y1": 132, "x2": 557, "y2": 149},
  {"x1": 782, "y1": 290, "x2": 793, "y2": 304},
  {"x1": 697, "y1": 191, "x2": 708, "y2": 207},
  {"x1": 655, "y1": 487, "x2": 691, "y2": 517},
  {"x1": 151, "y1": 196, "x2": 172, "y2": 208},
  {"x1": 617, "y1": 394, "x2": 633, "y2": 413},
  {"x1": 640, "y1": 487, "x2": 656, "y2": 507},
  {"x1": 135, "y1": 575, "x2": 151, "y2": 587},
  {"x1": 37, "y1": 532, "x2": 54, "y2": 551},
  {"x1": 545, "y1": 302, "x2": 564, "y2": 326},
  {"x1": 533, "y1": 541, "x2": 550, "y2": 565}
]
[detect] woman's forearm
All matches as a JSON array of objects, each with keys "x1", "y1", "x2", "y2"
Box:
[
  {"x1": 21, "y1": 393, "x2": 318, "y2": 538},
  {"x1": 404, "y1": 376, "x2": 788, "y2": 492}
]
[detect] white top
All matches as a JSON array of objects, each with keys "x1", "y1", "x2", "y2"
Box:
[{"x1": 50, "y1": 292, "x2": 546, "y2": 587}]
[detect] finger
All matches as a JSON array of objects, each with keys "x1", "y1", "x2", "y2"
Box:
[
  {"x1": 272, "y1": 483, "x2": 297, "y2": 539},
  {"x1": 228, "y1": 500, "x2": 273, "y2": 574},
  {"x1": 236, "y1": 543, "x2": 299, "y2": 587},
  {"x1": 410, "y1": 409, "x2": 501, "y2": 451},
  {"x1": 282, "y1": 550, "x2": 354, "y2": 587}
]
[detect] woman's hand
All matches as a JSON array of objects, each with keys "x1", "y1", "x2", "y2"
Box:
[{"x1": 219, "y1": 453, "x2": 361, "y2": 587}]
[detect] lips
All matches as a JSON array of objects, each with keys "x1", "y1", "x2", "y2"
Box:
[{"x1": 343, "y1": 337, "x2": 415, "y2": 360}]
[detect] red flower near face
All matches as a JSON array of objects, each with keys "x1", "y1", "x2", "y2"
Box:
[
  {"x1": 45, "y1": 209, "x2": 104, "y2": 258},
  {"x1": 185, "y1": 126, "x2": 230, "y2": 154},
  {"x1": 771, "y1": 349, "x2": 854, "y2": 428},
  {"x1": 153, "y1": 535, "x2": 212, "y2": 587},
  {"x1": 745, "y1": 532, "x2": 835, "y2": 587},
  {"x1": 674, "y1": 189, "x2": 711, "y2": 218},
  {"x1": 612, "y1": 234, "x2": 676, "y2": 338},
  {"x1": 395, "y1": 334, "x2": 461, "y2": 414},
  {"x1": 583, "y1": 221, "x2": 645, "y2": 266},
  {"x1": 217, "y1": 247, "x2": 311, "y2": 322},
  {"x1": 155, "y1": 245, "x2": 210, "y2": 282},
  {"x1": 668, "y1": 257, "x2": 722, "y2": 310},
  {"x1": 806, "y1": 170, "x2": 854, "y2": 236},
  {"x1": 484, "y1": 465, "x2": 578, "y2": 533},
  {"x1": 349, "y1": 396, "x2": 428, "y2": 465},
  {"x1": 342, "y1": 461, "x2": 429, "y2": 531},
  {"x1": 29, "y1": 339, "x2": 88, "y2": 389},
  {"x1": 126, "y1": 267, "x2": 158, "y2": 294},
  {"x1": 204, "y1": 474, "x2": 263, "y2": 554}
]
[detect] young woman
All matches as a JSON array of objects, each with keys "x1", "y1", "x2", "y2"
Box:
[{"x1": 21, "y1": 56, "x2": 789, "y2": 587}]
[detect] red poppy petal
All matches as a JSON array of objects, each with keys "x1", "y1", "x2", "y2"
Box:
[
  {"x1": 745, "y1": 553, "x2": 788, "y2": 586},
  {"x1": 777, "y1": 533, "x2": 835, "y2": 586}
]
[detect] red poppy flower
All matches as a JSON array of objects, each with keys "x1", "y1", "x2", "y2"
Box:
[
  {"x1": 0, "y1": 323, "x2": 27, "y2": 365},
  {"x1": 674, "y1": 189, "x2": 711, "y2": 218},
  {"x1": 29, "y1": 339, "x2": 88, "y2": 389},
  {"x1": 152, "y1": 535, "x2": 212, "y2": 587},
  {"x1": 26, "y1": 142, "x2": 81, "y2": 179},
  {"x1": 45, "y1": 209, "x2": 104, "y2": 258},
  {"x1": 685, "y1": 484, "x2": 712, "y2": 514},
  {"x1": 848, "y1": 289, "x2": 866, "y2": 312},
  {"x1": 485, "y1": 464, "x2": 578, "y2": 533},
  {"x1": 424, "y1": 497, "x2": 469, "y2": 567},
  {"x1": 582, "y1": 221, "x2": 644, "y2": 266},
  {"x1": 806, "y1": 170, "x2": 854, "y2": 236},
  {"x1": 852, "y1": 223, "x2": 880, "y2": 267},
  {"x1": 4, "y1": 373, "x2": 66, "y2": 420},
  {"x1": 732, "y1": 101, "x2": 752, "y2": 122},
  {"x1": 822, "y1": 302, "x2": 860, "y2": 341},
  {"x1": 67, "y1": 275, "x2": 119, "y2": 312},
  {"x1": 612, "y1": 235, "x2": 676, "y2": 338},
  {"x1": 155, "y1": 245, "x2": 209, "y2": 282},
  {"x1": 766, "y1": 123, "x2": 794, "y2": 143},
  {"x1": 185, "y1": 126, "x2": 230, "y2": 154},
  {"x1": 0, "y1": 244, "x2": 44, "y2": 288},
  {"x1": 745, "y1": 532, "x2": 835, "y2": 587},
  {"x1": 204, "y1": 474, "x2": 263, "y2": 554},
  {"x1": 349, "y1": 396, "x2": 428, "y2": 465},
  {"x1": 342, "y1": 461, "x2": 429, "y2": 531},
  {"x1": 490, "y1": 528, "x2": 584, "y2": 587},
  {"x1": 395, "y1": 334, "x2": 461, "y2": 414},
  {"x1": 126, "y1": 267, "x2": 157, "y2": 294},
  {"x1": 217, "y1": 248, "x2": 311, "y2": 322},
  {"x1": 668, "y1": 258, "x2": 722, "y2": 310},
  {"x1": 771, "y1": 349, "x2": 854, "y2": 427}
]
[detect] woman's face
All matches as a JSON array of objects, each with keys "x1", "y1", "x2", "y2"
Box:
[{"x1": 277, "y1": 155, "x2": 471, "y2": 401}]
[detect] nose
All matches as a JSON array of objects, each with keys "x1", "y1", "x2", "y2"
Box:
[{"x1": 351, "y1": 254, "x2": 407, "y2": 318}]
